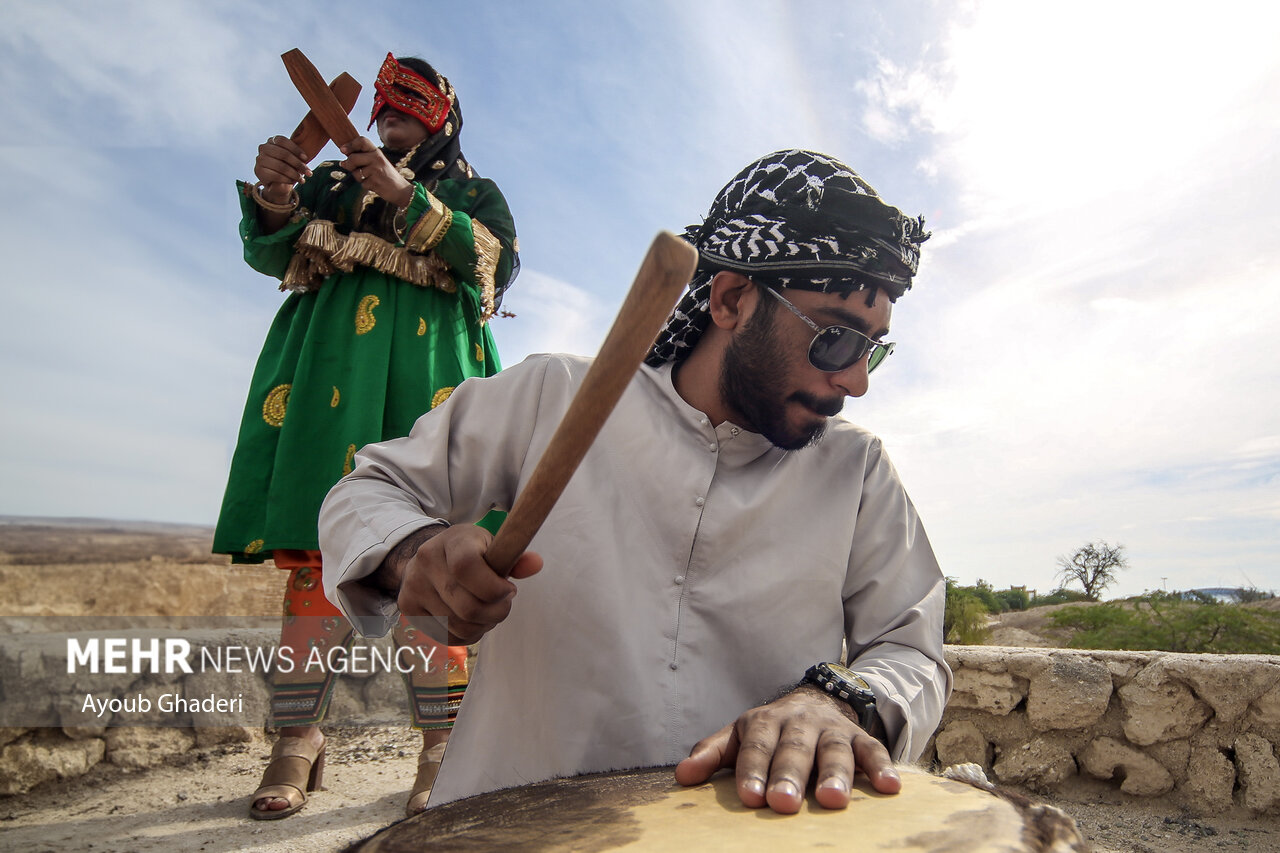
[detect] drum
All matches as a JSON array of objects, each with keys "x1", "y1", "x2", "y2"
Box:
[{"x1": 352, "y1": 764, "x2": 1085, "y2": 852}]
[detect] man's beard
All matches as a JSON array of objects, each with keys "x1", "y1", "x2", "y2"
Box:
[{"x1": 718, "y1": 304, "x2": 844, "y2": 450}]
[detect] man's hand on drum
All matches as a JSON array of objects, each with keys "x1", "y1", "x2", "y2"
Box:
[
  {"x1": 378, "y1": 524, "x2": 543, "y2": 645},
  {"x1": 674, "y1": 687, "x2": 901, "y2": 814},
  {"x1": 340, "y1": 137, "x2": 416, "y2": 209}
]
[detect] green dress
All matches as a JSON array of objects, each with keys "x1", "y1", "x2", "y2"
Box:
[{"x1": 214, "y1": 163, "x2": 517, "y2": 562}]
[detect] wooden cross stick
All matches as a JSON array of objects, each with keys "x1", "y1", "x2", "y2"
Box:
[
  {"x1": 281, "y1": 48, "x2": 362, "y2": 152},
  {"x1": 288, "y1": 71, "x2": 361, "y2": 163},
  {"x1": 485, "y1": 231, "x2": 699, "y2": 576}
]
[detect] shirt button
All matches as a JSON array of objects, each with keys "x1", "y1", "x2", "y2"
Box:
[
  {"x1": 708, "y1": 443, "x2": 717, "y2": 452},
  {"x1": 700, "y1": 418, "x2": 710, "y2": 427},
  {"x1": 669, "y1": 662, "x2": 678, "y2": 671},
  {"x1": 674, "y1": 575, "x2": 685, "y2": 585},
  {"x1": 694, "y1": 497, "x2": 705, "y2": 507},
  {"x1": 730, "y1": 427, "x2": 740, "y2": 436}
]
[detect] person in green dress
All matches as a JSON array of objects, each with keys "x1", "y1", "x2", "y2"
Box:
[{"x1": 213, "y1": 53, "x2": 518, "y2": 820}]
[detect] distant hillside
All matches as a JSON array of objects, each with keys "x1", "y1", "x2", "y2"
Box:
[
  {"x1": 0, "y1": 515, "x2": 213, "y2": 535},
  {"x1": 0, "y1": 516, "x2": 216, "y2": 565}
]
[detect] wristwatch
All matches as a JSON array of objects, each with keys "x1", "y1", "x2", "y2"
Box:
[{"x1": 803, "y1": 662, "x2": 879, "y2": 733}]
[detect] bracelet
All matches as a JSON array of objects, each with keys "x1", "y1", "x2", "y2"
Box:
[
  {"x1": 251, "y1": 181, "x2": 300, "y2": 213},
  {"x1": 392, "y1": 203, "x2": 409, "y2": 243}
]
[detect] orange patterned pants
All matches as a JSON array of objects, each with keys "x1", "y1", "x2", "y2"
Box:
[{"x1": 270, "y1": 550, "x2": 468, "y2": 729}]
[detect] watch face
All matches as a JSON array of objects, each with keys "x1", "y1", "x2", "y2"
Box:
[{"x1": 827, "y1": 662, "x2": 871, "y2": 690}]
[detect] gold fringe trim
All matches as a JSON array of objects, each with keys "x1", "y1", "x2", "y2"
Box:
[
  {"x1": 281, "y1": 220, "x2": 455, "y2": 295},
  {"x1": 471, "y1": 219, "x2": 501, "y2": 323}
]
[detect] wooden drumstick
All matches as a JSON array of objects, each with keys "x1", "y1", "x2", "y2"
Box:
[
  {"x1": 281, "y1": 48, "x2": 361, "y2": 149},
  {"x1": 485, "y1": 231, "x2": 698, "y2": 577},
  {"x1": 289, "y1": 72, "x2": 361, "y2": 163}
]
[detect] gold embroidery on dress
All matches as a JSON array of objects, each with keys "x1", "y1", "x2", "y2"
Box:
[
  {"x1": 418, "y1": 317, "x2": 427, "y2": 336},
  {"x1": 245, "y1": 539, "x2": 265, "y2": 554},
  {"x1": 470, "y1": 219, "x2": 502, "y2": 323},
  {"x1": 355, "y1": 294, "x2": 380, "y2": 335},
  {"x1": 396, "y1": 144, "x2": 421, "y2": 177},
  {"x1": 431, "y1": 387, "x2": 455, "y2": 409},
  {"x1": 331, "y1": 387, "x2": 340, "y2": 407},
  {"x1": 263, "y1": 384, "x2": 291, "y2": 427},
  {"x1": 474, "y1": 342, "x2": 484, "y2": 362},
  {"x1": 343, "y1": 443, "x2": 357, "y2": 475},
  {"x1": 356, "y1": 187, "x2": 377, "y2": 221}
]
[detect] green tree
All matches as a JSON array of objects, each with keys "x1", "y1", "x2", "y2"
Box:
[
  {"x1": 944, "y1": 578, "x2": 990, "y2": 645},
  {"x1": 996, "y1": 588, "x2": 1030, "y2": 611},
  {"x1": 1056, "y1": 540, "x2": 1126, "y2": 600},
  {"x1": 970, "y1": 579, "x2": 1008, "y2": 614}
]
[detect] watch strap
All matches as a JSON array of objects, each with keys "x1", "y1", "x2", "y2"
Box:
[{"x1": 802, "y1": 662, "x2": 879, "y2": 734}]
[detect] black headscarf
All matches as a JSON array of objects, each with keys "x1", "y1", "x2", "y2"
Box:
[
  {"x1": 646, "y1": 150, "x2": 930, "y2": 366},
  {"x1": 313, "y1": 56, "x2": 474, "y2": 242}
]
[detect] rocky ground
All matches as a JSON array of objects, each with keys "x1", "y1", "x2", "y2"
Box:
[
  {"x1": 2, "y1": 726, "x2": 1276, "y2": 853},
  {"x1": 0, "y1": 725, "x2": 422, "y2": 852},
  {"x1": 2, "y1": 518, "x2": 1278, "y2": 851}
]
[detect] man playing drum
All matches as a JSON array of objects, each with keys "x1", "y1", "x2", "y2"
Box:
[{"x1": 319, "y1": 149, "x2": 952, "y2": 815}]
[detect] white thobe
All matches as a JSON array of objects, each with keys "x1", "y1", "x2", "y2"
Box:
[{"x1": 320, "y1": 353, "x2": 951, "y2": 805}]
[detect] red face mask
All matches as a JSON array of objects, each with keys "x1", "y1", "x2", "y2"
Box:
[{"x1": 367, "y1": 53, "x2": 451, "y2": 133}]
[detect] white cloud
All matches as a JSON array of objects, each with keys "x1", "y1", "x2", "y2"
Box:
[
  {"x1": 858, "y1": 57, "x2": 950, "y2": 146},
  {"x1": 492, "y1": 270, "x2": 614, "y2": 365},
  {"x1": 918, "y1": 2, "x2": 1280, "y2": 221},
  {"x1": 1, "y1": 1, "x2": 277, "y2": 147}
]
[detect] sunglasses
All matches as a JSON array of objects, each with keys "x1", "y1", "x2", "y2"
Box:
[{"x1": 760, "y1": 284, "x2": 895, "y2": 373}]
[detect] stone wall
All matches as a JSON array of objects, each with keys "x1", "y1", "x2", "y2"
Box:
[
  {"x1": 3, "y1": 636, "x2": 1279, "y2": 814},
  {"x1": 930, "y1": 646, "x2": 1280, "y2": 814},
  {"x1": 0, "y1": 629, "x2": 430, "y2": 795}
]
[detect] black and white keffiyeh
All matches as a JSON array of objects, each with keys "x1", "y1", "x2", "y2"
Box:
[{"x1": 646, "y1": 149, "x2": 930, "y2": 365}]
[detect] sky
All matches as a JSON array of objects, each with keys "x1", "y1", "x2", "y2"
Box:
[{"x1": 2, "y1": 0, "x2": 1277, "y2": 600}]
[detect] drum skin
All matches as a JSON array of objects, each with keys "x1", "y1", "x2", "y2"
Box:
[{"x1": 353, "y1": 765, "x2": 1084, "y2": 852}]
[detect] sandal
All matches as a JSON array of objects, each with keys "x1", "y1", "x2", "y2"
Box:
[
  {"x1": 405, "y1": 742, "x2": 447, "y2": 817},
  {"x1": 248, "y1": 735, "x2": 326, "y2": 820}
]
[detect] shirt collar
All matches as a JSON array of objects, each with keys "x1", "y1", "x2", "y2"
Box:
[{"x1": 642, "y1": 361, "x2": 776, "y2": 461}]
